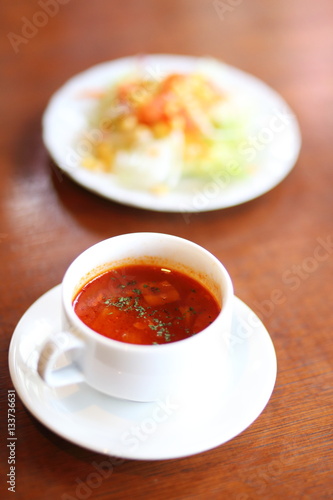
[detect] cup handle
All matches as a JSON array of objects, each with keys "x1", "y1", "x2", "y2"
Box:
[{"x1": 37, "y1": 331, "x2": 85, "y2": 387}]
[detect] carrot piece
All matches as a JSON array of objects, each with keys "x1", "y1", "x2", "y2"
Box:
[
  {"x1": 133, "y1": 322, "x2": 146, "y2": 330},
  {"x1": 140, "y1": 281, "x2": 180, "y2": 306},
  {"x1": 178, "y1": 306, "x2": 193, "y2": 327},
  {"x1": 193, "y1": 311, "x2": 214, "y2": 333}
]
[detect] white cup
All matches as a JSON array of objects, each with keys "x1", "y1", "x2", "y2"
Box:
[{"x1": 37, "y1": 233, "x2": 233, "y2": 402}]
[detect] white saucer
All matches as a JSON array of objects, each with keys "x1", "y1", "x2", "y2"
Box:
[
  {"x1": 9, "y1": 285, "x2": 277, "y2": 460},
  {"x1": 42, "y1": 54, "x2": 301, "y2": 212}
]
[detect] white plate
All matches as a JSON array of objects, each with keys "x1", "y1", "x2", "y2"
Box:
[
  {"x1": 42, "y1": 54, "x2": 301, "y2": 212},
  {"x1": 9, "y1": 285, "x2": 277, "y2": 460}
]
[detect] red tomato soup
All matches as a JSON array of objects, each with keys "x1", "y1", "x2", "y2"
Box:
[{"x1": 73, "y1": 264, "x2": 221, "y2": 345}]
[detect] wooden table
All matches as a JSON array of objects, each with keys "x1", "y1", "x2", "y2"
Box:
[{"x1": 1, "y1": 1, "x2": 333, "y2": 498}]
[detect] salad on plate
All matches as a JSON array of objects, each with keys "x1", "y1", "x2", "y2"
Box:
[
  {"x1": 79, "y1": 61, "x2": 254, "y2": 194},
  {"x1": 42, "y1": 54, "x2": 301, "y2": 211}
]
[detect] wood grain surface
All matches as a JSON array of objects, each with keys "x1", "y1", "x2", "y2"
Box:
[{"x1": 1, "y1": 1, "x2": 333, "y2": 499}]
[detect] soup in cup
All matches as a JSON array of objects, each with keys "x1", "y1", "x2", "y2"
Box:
[{"x1": 37, "y1": 233, "x2": 233, "y2": 402}]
